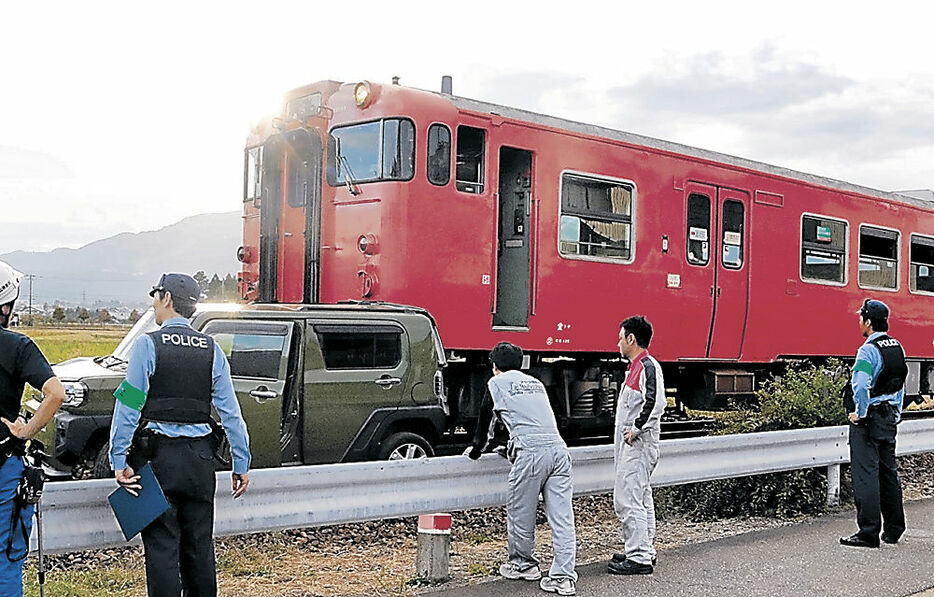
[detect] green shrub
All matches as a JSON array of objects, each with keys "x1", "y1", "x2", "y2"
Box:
[{"x1": 661, "y1": 360, "x2": 850, "y2": 521}]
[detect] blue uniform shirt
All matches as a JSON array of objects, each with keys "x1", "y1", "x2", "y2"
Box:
[
  {"x1": 110, "y1": 317, "x2": 251, "y2": 474},
  {"x1": 851, "y1": 331, "x2": 904, "y2": 421}
]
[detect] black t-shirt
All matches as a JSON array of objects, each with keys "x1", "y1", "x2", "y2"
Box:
[{"x1": 0, "y1": 328, "x2": 54, "y2": 422}]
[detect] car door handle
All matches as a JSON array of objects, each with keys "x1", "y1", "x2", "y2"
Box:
[
  {"x1": 249, "y1": 388, "x2": 278, "y2": 402},
  {"x1": 374, "y1": 377, "x2": 402, "y2": 389}
]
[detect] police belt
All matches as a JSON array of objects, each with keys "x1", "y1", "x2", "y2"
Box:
[
  {"x1": 867, "y1": 401, "x2": 898, "y2": 413},
  {"x1": 129, "y1": 426, "x2": 224, "y2": 469}
]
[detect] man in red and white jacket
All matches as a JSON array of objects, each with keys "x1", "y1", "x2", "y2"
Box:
[{"x1": 607, "y1": 315, "x2": 666, "y2": 576}]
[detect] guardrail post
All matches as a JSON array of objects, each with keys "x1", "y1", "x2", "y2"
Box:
[
  {"x1": 826, "y1": 464, "x2": 841, "y2": 506},
  {"x1": 416, "y1": 513, "x2": 451, "y2": 582}
]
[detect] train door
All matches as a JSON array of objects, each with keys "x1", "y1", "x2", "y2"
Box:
[
  {"x1": 257, "y1": 130, "x2": 323, "y2": 303},
  {"x1": 258, "y1": 136, "x2": 282, "y2": 303},
  {"x1": 293, "y1": 130, "x2": 323, "y2": 304},
  {"x1": 683, "y1": 183, "x2": 717, "y2": 358},
  {"x1": 708, "y1": 188, "x2": 750, "y2": 358},
  {"x1": 493, "y1": 147, "x2": 534, "y2": 329}
]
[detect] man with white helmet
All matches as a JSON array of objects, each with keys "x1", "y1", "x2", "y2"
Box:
[{"x1": 0, "y1": 261, "x2": 65, "y2": 596}]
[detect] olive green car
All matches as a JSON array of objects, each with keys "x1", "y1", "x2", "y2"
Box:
[{"x1": 26, "y1": 303, "x2": 449, "y2": 478}]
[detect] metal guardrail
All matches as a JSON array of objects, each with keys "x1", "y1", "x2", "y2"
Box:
[{"x1": 32, "y1": 419, "x2": 934, "y2": 554}]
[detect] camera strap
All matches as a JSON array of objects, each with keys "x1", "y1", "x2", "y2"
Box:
[{"x1": 5, "y1": 442, "x2": 44, "y2": 562}]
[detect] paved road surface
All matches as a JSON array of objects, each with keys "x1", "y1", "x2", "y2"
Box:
[{"x1": 429, "y1": 499, "x2": 934, "y2": 597}]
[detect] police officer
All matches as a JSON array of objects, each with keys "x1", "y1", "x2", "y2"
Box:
[
  {"x1": 110, "y1": 273, "x2": 251, "y2": 596},
  {"x1": 467, "y1": 342, "x2": 578, "y2": 596},
  {"x1": 840, "y1": 299, "x2": 906, "y2": 548},
  {"x1": 608, "y1": 315, "x2": 665, "y2": 575},
  {"x1": 0, "y1": 261, "x2": 65, "y2": 596}
]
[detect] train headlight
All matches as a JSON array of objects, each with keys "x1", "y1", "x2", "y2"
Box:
[
  {"x1": 357, "y1": 234, "x2": 378, "y2": 255},
  {"x1": 354, "y1": 81, "x2": 374, "y2": 107},
  {"x1": 61, "y1": 381, "x2": 88, "y2": 408}
]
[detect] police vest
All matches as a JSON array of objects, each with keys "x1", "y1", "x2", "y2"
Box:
[
  {"x1": 142, "y1": 327, "x2": 214, "y2": 424},
  {"x1": 868, "y1": 334, "x2": 908, "y2": 398}
]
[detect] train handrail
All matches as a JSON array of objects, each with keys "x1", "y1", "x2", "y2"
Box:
[{"x1": 32, "y1": 419, "x2": 934, "y2": 554}]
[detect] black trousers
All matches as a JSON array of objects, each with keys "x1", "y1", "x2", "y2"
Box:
[
  {"x1": 848, "y1": 404, "x2": 905, "y2": 542},
  {"x1": 140, "y1": 435, "x2": 217, "y2": 597}
]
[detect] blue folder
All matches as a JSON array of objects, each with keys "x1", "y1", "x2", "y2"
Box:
[{"x1": 107, "y1": 462, "x2": 170, "y2": 541}]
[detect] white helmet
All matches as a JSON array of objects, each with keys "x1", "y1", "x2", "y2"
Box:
[{"x1": 0, "y1": 261, "x2": 23, "y2": 305}]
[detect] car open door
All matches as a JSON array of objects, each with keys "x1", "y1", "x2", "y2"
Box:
[{"x1": 202, "y1": 319, "x2": 301, "y2": 468}]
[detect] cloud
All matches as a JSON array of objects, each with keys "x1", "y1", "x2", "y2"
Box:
[
  {"x1": 609, "y1": 48, "x2": 854, "y2": 117},
  {"x1": 0, "y1": 146, "x2": 73, "y2": 179}
]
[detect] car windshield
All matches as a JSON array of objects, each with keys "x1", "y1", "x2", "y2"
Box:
[{"x1": 111, "y1": 308, "x2": 159, "y2": 361}]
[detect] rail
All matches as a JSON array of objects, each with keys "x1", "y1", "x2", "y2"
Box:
[{"x1": 32, "y1": 419, "x2": 934, "y2": 554}]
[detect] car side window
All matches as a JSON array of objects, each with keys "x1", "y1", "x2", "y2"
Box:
[
  {"x1": 202, "y1": 320, "x2": 292, "y2": 379},
  {"x1": 314, "y1": 325, "x2": 402, "y2": 369}
]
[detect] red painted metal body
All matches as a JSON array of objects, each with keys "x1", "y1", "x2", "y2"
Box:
[{"x1": 238, "y1": 80, "x2": 934, "y2": 370}]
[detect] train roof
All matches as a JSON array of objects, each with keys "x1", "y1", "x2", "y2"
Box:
[{"x1": 436, "y1": 91, "x2": 933, "y2": 212}]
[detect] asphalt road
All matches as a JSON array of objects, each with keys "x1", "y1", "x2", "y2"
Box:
[{"x1": 430, "y1": 499, "x2": 934, "y2": 597}]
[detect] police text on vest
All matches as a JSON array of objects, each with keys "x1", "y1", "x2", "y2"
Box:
[{"x1": 161, "y1": 333, "x2": 209, "y2": 349}]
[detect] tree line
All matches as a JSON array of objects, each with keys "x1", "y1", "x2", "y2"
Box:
[{"x1": 193, "y1": 271, "x2": 239, "y2": 302}]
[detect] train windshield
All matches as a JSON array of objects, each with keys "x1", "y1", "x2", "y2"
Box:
[{"x1": 328, "y1": 118, "x2": 415, "y2": 186}]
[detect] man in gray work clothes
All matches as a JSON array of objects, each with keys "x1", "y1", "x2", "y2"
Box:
[{"x1": 467, "y1": 342, "x2": 577, "y2": 596}]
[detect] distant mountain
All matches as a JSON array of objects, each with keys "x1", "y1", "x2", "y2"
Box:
[{"x1": 1, "y1": 212, "x2": 242, "y2": 305}]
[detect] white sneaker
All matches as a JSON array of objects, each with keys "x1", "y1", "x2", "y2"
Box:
[
  {"x1": 540, "y1": 576, "x2": 576, "y2": 595},
  {"x1": 499, "y1": 562, "x2": 542, "y2": 580}
]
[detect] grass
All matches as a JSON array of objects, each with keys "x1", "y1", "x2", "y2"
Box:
[
  {"x1": 17, "y1": 327, "x2": 126, "y2": 365},
  {"x1": 23, "y1": 565, "x2": 141, "y2": 597}
]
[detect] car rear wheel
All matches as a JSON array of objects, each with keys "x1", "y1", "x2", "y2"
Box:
[{"x1": 378, "y1": 431, "x2": 433, "y2": 460}]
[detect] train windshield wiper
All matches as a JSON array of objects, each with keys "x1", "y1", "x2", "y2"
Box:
[{"x1": 335, "y1": 138, "x2": 361, "y2": 196}]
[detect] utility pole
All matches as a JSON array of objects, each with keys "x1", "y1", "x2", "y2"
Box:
[{"x1": 25, "y1": 274, "x2": 36, "y2": 326}]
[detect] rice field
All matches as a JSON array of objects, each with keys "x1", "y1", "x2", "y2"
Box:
[{"x1": 17, "y1": 327, "x2": 127, "y2": 364}]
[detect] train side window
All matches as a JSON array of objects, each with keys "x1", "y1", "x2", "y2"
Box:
[
  {"x1": 910, "y1": 234, "x2": 934, "y2": 294},
  {"x1": 314, "y1": 325, "x2": 402, "y2": 369},
  {"x1": 455, "y1": 126, "x2": 485, "y2": 193},
  {"x1": 686, "y1": 194, "x2": 710, "y2": 265},
  {"x1": 721, "y1": 200, "x2": 744, "y2": 269},
  {"x1": 559, "y1": 173, "x2": 634, "y2": 261},
  {"x1": 427, "y1": 124, "x2": 451, "y2": 186},
  {"x1": 244, "y1": 146, "x2": 263, "y2": 203},
  {"x1": 801, "y1": 215, "x2": 847, "y2": 284},
  {"x1": 859, "y1": 225, "x2": 899, "y2": 290}
]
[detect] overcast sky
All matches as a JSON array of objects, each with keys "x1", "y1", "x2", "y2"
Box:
[{"x1": 2, "y1": 0, "x2": 932, "y2": 254}]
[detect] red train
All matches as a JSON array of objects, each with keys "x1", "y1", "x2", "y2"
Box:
[{"x1": 237, "y1": 77, "x2": 934, "y2": 426}]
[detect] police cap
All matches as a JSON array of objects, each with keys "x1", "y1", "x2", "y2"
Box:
[
  {"x1": 858, "y1": 299, "x2": 889, "y2": 320},
  {"x1": 150, "y1": 273, "x2": 201, "y2": 304}
]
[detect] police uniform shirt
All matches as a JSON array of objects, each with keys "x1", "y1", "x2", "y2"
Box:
[
  {"x1": 109, "y1": 317, "x2": 251, "y2": 474},
  {"x1": 0, "y1": 328, "x2": 53, "y2": 421},
  {"x1": 851, "y1": 331, "x2": 904, "y2": 420}
]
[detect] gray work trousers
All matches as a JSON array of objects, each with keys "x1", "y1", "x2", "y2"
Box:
[
  {"x1": 506, "y1": 436, "x2": 578, "y2": 581},
  {"x1": 614, "y1": 426, "x2": 660, "y2": 565}
]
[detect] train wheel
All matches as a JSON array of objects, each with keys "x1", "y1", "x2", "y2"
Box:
[{"x1": 378, "y1": 432, "x2": 433, "y2": 460}]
